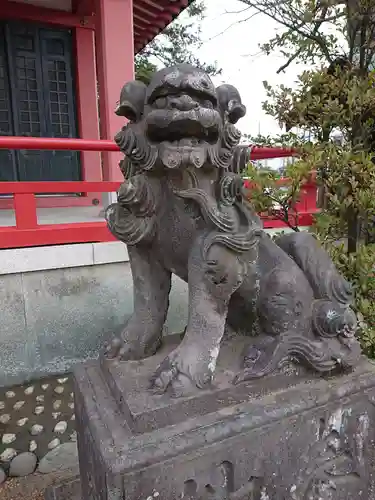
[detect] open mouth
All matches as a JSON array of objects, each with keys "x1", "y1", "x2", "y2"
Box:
[{"x1": 145, "y1": 109, "x2": 221, "y2": 145}]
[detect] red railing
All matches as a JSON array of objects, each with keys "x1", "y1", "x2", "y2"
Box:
[
  {"x1": 252, "y1": 181, "x2": 318, "y2": 229},
  {"x1": 0, "y1": 181, "x2": 121, "y2": 249},
  {"x1": 0, "y1": 137, "x2": 315, "y2": 249}
]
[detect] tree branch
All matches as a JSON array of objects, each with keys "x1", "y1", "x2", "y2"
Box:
[
  {"x1": 204, "y1": 11, "x2": 261, "y2": 42},
  {"x1": 277, "y1": 47, "x2": 304, "y2": 73},
  {"x1": 238, "y1": 0, "x2": 340, "y2": 64}
]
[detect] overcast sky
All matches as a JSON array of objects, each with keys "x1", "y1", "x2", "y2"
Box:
[{"x1": 194, "y1": 0, "x2": 311, "y2": 138}]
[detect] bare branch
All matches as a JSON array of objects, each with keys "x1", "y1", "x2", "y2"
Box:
[
  {"x1": 223, "y1": 6, "x2": 252, "y2": 15},
  {"x1": 277, "y1": 47, "x2": 304, "y2": 73},
  {"x1": 203, "y1": 11, "x2": 261, "y2": 43},
  {"x1": 238, "y1": 0, "x2": 345, "y2": 64}
]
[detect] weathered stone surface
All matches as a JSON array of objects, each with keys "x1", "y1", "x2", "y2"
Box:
[
  {"x1": 46, "y1": 336, "x2": 375, "y2": 500},
  {"x1": 45, "y1": 64, "x2": 369, "y2": 500},
  {"x1": 45, "y1": 475, "x2": 81, "y2": 500},
  {"x1": 38, "y1": 443, "x2": 78, "y2": 474},
  {"x1": 99, "y1": 64, "x2": 361, "y2": 399},
  {"x1": 9, "y1": 452, "x2": 37, "y2": 477}
]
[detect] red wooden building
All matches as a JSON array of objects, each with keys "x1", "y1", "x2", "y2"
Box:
[
  {"x1": 0, "y1": 0, "x2": 206, "y2": 248},
  {"x1": 0, "y1": 0, "x2": 192, "y2": 202},
  {"x1": 0, "y1": 0, "x2": 317, "y2": 249}
]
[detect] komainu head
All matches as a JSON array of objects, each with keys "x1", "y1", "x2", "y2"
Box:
[{"x1": 114, "y1": 64, "x2": 246, "y2": 172}]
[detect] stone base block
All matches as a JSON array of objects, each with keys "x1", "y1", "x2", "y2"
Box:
[{"x1": 47, "y1": 336, "x2": 375, "y2": 500}]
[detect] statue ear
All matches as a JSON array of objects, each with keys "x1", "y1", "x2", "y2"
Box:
[
  {"x1": 115, "y1": 81, "x2": 147, "y2": 122},
  {"x1": 227, "y1": 100, "x2": 246, "y2": 124},
  {"x1": 216, "y1": 84, "x2": 246, "y2": 124}
]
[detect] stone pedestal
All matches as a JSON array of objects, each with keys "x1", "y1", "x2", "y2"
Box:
[{"x1": 47, "y1": 335, "x2": 375, "y2": 500}]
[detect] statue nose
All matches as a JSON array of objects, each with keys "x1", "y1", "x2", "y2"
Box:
[{"x1": 169, "y1": 95, "x2": 198, "y2": 111}]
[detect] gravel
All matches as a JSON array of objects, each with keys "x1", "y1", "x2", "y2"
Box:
[{"x1": 0, "y1": 467, "x2": 77, "y2": 500}]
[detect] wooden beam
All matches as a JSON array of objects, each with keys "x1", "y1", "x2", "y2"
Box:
[{"x1": 0, "y1": 0, "x2": 95, "y2": 29}]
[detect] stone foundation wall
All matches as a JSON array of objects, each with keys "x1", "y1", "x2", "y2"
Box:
[{"x1": 0, "y1": 256, "x2": 188, "y2": 388}]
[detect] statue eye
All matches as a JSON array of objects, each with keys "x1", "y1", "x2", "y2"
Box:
[{"x1": 153, "y1": 97, "x2": 167, "y2": 109}]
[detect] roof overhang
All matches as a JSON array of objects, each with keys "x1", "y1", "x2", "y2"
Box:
[
  {"x1": 133, "y1": 0, "x2": 193, "y2": 53},
  {"x1": 6, "y1": 0, "x2": 193, "y2": 54}
]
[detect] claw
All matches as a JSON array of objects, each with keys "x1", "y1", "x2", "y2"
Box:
[
  {"x1": 151, "y1": 365, "x2": 177, "y2": 392},
  {"x1": 233, "y1": 370, "x2": 247, "y2": 385},
  {"x1": 150, "y1": 344, "x2": 213, "y2": 396},
  {"x1": 233, "y1": 366, "x2": 264, "y2": 385},
  {"x1": 117, "y1": 347, "x2": 128, "y2": 359},
  {"x1": 105, "y1": 337, "x2": 122, "y2": 359}
]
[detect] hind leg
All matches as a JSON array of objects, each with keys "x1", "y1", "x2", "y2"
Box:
[{"x1": 234, "y1": 266, "x2": 314, "y2": 383}]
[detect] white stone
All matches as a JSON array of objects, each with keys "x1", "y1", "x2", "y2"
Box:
[
  {"x1": 36, "y1": 395, "x2": 45, "y2": 402},
  {"x1": 57, "y1": 378, "x2": 68, "y2": 384},
  {"x1": 48, "y1": 438, "x2": 61, "y2": 450},
  {"x1": 9, "y1": 452, "x2": 37, "y2": 477},
  {"x1": 34, "y1": 405, "x2": 44, "y2": 415},
  {"x1": 69, "y1": 431, "x2": 77, "y2": 442},
  {"x1": 0, "y1": 448, "x2": 17, "y2": 462},
  {"x1": 52, "y1": 412, "x2": 61, "y2": 420},
  {"x1": 0, "y1": 401, "x2": 5, "y2": 410},
  {"x1": 30, "y1": 424, "x2": 44, "y2": 436},
  {"x1": 2, "y1": 433, "x2": 16, "y2": 444},
  {"x1": 38, "y1": 443, "x2": 78, "y2": 474},
  {"x1": 5, "y1": 391, "x2": 15, "y2": 399},
  {"x1": 29, "y1": 440, "x2": 37, "y2": 452},
  {"x1": 24, "y1": 386, "x2": 35, "y2": 395},
  {"x1": 70, "y1": 393, "x2": 74, "y2": 398},
  {"x1": 41, "y1": 384, "x2": 49, "y2": 391},
  {"x1": 54, "y1": 386, "x2": 64, "y2": 394},
  {"x1": 0, "y1": 414, "x2": 11, "y2": 424},
  {"x1": 13, "y1": 401, "x2": 25, "y2": 410},
  {"x1": 70, "y1": 414, "x2": 75, "y2": 421},
  {"x1": 54, "y1": 421, "x2": 68, "y2": 434},
  {"x1": 53, "y1": 400, "x2": 62, "y2": 410},
  {"x1": 68, "y1": 402, "x2": 74, "y2": 410},
  {"x1": 17, "y1": 417, "x2": 28, "y2": 427}
]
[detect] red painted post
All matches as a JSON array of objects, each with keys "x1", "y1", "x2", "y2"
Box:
[
  {"x1": 13, "y1": 193, "x2": 38, "y2": 229},
  {"x1": 74, "y1": 26, "x2": 102, "y2": 206},
  {"x1": 94, "y1": 0, "x2": 134, "y2": 183},
  {"x1": 74, "y1": 27, "x2": 102, "y2": 184}
]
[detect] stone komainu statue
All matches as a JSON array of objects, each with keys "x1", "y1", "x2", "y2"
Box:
[{"x1": 104, "y1": 64, "x2": 361, "y2": 396}]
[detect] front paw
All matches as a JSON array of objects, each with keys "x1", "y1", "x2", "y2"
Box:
[
  {"x1": 104, "y1": 331, "x2": 161, "y2": 361},
  {"x1": 150, "y1": 345, "x2": 215, "y2": 397}
]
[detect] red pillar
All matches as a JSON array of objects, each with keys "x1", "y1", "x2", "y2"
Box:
[
  {"x1": 75, "y1": 27, "x2": 102, "y2": 187},
  {"x1": 94, "y1": 0, "x2": 134, "y2": 182}
]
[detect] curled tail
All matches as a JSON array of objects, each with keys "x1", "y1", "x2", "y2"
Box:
[
  {"x1": 276, "y1": 232, "x2": 353, "y2": 306},
  {"x1": 234, "y1": 299, "x2": 361, "y2": 384}
]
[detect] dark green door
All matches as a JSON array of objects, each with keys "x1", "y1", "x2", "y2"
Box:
[{"x1": 0, "y1": 21, "x2": 81, "y2": 182}]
